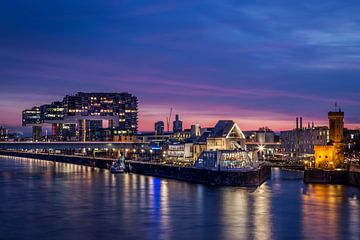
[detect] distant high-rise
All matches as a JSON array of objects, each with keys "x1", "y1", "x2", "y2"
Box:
[
  {"x1": 22, "y1": 92, "x2": 138, "y2": 141},
  {"x1": 173, "y1": 114, "x2": 183, "y2": 133},
  {"x1": 0, "y1": 126, "x2": 9, "y2": 141},
  {"x1": 154, "y1": 121, "x2": 164, "y2": 135}
]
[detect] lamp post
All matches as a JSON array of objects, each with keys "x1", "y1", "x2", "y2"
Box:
[
  {"x1": 125, "y1": 148, "x2": 129, "y2": 159},
  {"x1": 141, "y1": 149, "x2": 145, "y2": 161},
  {"x1": 133, "y1": 148, "x2": 136, "y2": 160},
  {"x1": 150, "y1": 149, "x2": 153, "y2": 162}
]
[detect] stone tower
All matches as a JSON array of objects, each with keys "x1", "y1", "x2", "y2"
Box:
[
  {"x1": 328, "y1": 110, "x2": 344, "y2": 144},
  {"x1": 314, "y1": 109, "x2": 345, "y2": 169}
]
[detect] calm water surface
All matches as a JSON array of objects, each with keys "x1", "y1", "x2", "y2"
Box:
[{"x1": 0, "y1": 156, "x2": 359, "y2": 240}]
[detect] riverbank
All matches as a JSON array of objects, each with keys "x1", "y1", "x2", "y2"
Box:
[
  {"x1": 0, "y1": 150, "x2": 270, "y2": 187},
  {"x1": 304, "y1": 167, "x2": 360, "y2": 187},
  {"x1": 0, "y1": 150, "x2": 113, "y2": 169}
]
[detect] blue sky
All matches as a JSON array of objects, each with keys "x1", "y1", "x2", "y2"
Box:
[{"x1": 1, "y1": 0, "x2": 360, "y2": 131}]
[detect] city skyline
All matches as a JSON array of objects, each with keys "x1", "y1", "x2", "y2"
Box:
[
  {"x1": 1, "y1": 0, "x2": 360, "y2": 132},
  {"x1": 3, "y1": 92, "x2": 358, "y2": 135}
]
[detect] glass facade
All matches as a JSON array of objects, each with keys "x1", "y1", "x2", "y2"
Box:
[{"x1": 22, "y1": 92, "x2": 138, "y2": 140}]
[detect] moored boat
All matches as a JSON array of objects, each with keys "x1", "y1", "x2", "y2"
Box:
[{"x1": 110, "y1": 155, "x2": 126, "y2": 174}]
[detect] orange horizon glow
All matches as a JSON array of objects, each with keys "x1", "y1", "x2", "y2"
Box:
[{"x1": 1, "y1": 103, "x2": 360, "y2": 132}]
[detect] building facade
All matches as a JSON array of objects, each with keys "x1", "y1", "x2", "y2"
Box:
[
  {"x1": 195, "y1": 150, "x2": 259, "y2": 170},
  {"x1": 314, "y1": 110, "x2": 345, "y2": 169},
  {"x1": 166, "y1": 141, "x2": 194, "y2": 164},
  {"x1": 22, "y1": 92, "x2": 138, "y2": 141},
  {"x1": 280, "y1": 118, "x2": 328, "y2": 159},
  {"x1": 245, "y1": 127, "x2": 275, "y2": 144}
]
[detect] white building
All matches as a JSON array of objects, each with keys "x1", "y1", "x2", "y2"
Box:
[{"x1": 206, "y1": 120, "x2": 246, "y2": 151}]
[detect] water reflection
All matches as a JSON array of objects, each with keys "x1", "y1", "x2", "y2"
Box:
[
  {"x1": 0, "y1": 157, "x2": 359, "y2": 240},
  {"x1": 302, "y1": 184, "x2": 360, "y2": 239}
]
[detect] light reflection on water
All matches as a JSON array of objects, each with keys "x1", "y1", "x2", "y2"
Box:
[{"x1": 0, "y1": 156, "x2": 359, "y2": 240}]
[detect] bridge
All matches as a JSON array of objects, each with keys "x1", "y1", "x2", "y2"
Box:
[{"x1": 0, "y1": 141, "x2": 151, "y2": 151}]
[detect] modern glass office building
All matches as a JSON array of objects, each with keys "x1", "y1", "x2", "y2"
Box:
[{"x1": 22, "y1": 92, "x2": 138, "y2": 141}]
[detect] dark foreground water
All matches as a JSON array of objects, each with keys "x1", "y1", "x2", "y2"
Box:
[{"x1": 0, "y1": 156, "x2": 359, "y2": 240}]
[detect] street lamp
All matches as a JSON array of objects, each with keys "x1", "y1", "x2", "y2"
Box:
[{"x1": 150, "y1": 149, "x2": 153, "y2": 161}]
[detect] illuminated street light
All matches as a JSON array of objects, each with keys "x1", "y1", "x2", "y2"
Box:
[{"x1": 257, "y1": 145, "x2": 265, "y2": 152}]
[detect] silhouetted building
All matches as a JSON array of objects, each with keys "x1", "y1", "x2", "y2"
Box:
[
  {"x1": 0, "y1": 127, "x2": 9, "y2": 141},
  {"x1": 154, "y1": 121, "x2": 164, "y2": 135},
  {"x1": 173, "y1": 114, "x2": 183, "y2": 133}
]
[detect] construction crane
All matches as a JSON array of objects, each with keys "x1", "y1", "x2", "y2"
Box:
[{"x1": 166, "y1": 108, "x2": 173, "y2": 132}]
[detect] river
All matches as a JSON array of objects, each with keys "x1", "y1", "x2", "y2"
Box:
[{"x1": 0, "y1": 156, "x2": 359, "y2": 240}]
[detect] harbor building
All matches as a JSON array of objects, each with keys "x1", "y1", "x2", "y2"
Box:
[
  {"x1": 164, "y1": 120, "x2": 249, "y2": 166},
  {"x1": 166, "y1": 140, "x2": 194, "y2": 164},
  {"x1": 22, "y1": 92, "x2": 138, "y2": 141},
  {"x1": 136, "y1": 132, "x2": 173, "y2": 144},
  {"x1": 193, "y1": 130, "x2": 212, "y2": 161},
  {"x1": 245, "y1": 127, "x2": 275, "y2": 144},
  {"x1": 244, "y1": 128, "x2": 281, "y2": 160},
  {"x1": 280, "y1": 117, "x2": 328, "y2": 159},
  {"x1": 195, "y1": 150, "x2": 259, "y2": 170},
  {"x1": 171, "y1": 129, "x2": 191, "y2": 141},
  {"x1": 314, "y1": 110, "x2": 345, "y2": 169},
  {"x1": 206, "y1": 120, "x2": 246, "y2": 151}
]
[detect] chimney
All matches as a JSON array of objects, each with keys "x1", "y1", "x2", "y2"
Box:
[
  {"x1": 296, "y1": 117, "x2": 299, "y2": 130},
  {"x1": 300, "y1": 117, "x2": 303, "y2": 129},
  {"x1": 308, "y1": 122, "x2": 310, "y2": 129},
  {"x1": 312, "y1": 122, "x2": 314, "y2": 129}
]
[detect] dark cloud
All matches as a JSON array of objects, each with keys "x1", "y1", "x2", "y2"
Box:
[{"x1": 0, "y1": 0, "x2": 360, "y2": 130}]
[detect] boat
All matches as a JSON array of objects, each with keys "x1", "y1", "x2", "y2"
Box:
[
  {"x1": 110, "y1": 155, "x2": 126, "y2": 174},
  {"x1": 110, "y1": 161, "x2": 125, "y2": 173}
]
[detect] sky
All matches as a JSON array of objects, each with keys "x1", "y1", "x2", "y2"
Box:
[{"x1": 1, "y1": 0, "x2": 360, "y2": 133}]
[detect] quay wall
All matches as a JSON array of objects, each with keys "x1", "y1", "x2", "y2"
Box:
[
  {"x1": 304, "y1": 169, "x2": 349, "y2": 184},
  {"x1": 304, "y1": 167, "x2": 360, "y2": 187},
  {"x1": 349, "y1": 166, "x2": 360, "y2": 187},
  {"x1": 127, "y1": 161, "x2": 271, "y2": 187},
  {"x1": 0, "y1": 150, "x2": 271, "y2": 187},
  {"x1": 0, "y1": 150, "x2": 113, "y2": 169}
]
